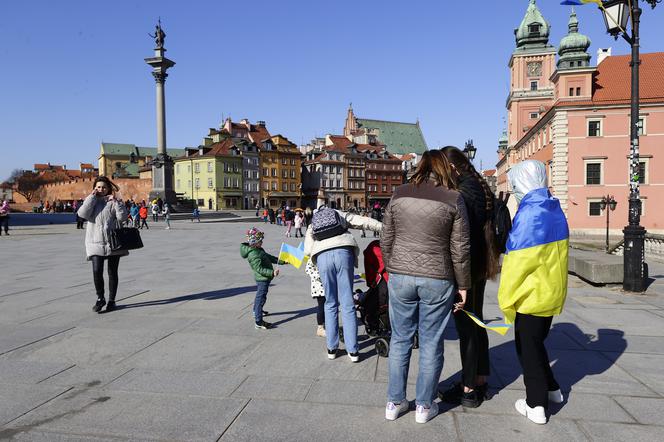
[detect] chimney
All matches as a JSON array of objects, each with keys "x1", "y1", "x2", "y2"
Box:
[
  {"x1": 256, "y1": 120, "x2": 266, "y2": 127},
  {"x1": 597, "y1": 48, "x2": 612, "y2": 65},
  {"x1": 240, "y1": 118, "x2": 250, "y2": 129}
]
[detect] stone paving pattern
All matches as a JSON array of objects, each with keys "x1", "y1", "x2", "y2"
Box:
[{"x1": 0, "y1": 221, "x2": 663, "y2": 441}]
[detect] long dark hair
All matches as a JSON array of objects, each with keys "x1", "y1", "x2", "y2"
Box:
[
  {"x1": 441, "y1": 146, "x2": 499, "y2": 280},
  {"x1": 409, "y1": 150, "x2": 456, "y2": 189},
  {"x1": 92, "y1": 176, "x2": 120, "y2": 194}
]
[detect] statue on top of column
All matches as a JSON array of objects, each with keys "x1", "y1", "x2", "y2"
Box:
[{"x1": 149, "y1": 19, "x2": 166, "y2": 49}]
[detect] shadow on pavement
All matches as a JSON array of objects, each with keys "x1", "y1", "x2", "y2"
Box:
[
  {"x1": 438, "y1": 322, "x2": 627, "y2": 412},
  {"x1": 268, "y1": 307, "x2": 317, "y2": 326},
  {"x1": 114, "y1": 285, "x2": 257, "y2": 310}
]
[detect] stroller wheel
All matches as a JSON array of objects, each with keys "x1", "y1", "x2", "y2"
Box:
[
  {"x1": 413, "y1": 332, "x2": 419, "y2": 350},
  {"x1": 375, "y1": 337, "x2": 390, "y2": 357}
]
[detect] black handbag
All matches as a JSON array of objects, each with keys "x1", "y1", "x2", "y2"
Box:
[{"x1": 109, "y1": 224, "x2": 144, "y2": 252}]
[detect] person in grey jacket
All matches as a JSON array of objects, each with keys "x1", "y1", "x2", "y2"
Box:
[
  {"x1": 304, "y1": 208, "x2": 382, "y2": 362},
  {"x1": 381, "y1": 149, "x2": 471, "y2": 424},
  {"x1": 78, "y1": 176, "x2": 128, "y2": 313}
]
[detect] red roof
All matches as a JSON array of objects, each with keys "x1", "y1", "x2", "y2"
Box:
[
  {"x1": 593, "y1": 52, "x2": 664, "y2": 103},
  {"x1": 327, "y1": 135, "x2": 353, "y2": 151},
  {"x1": 80, "y1": 163, "x2": 94, "y2": 169},
  {"x1": 482, "y1": 169, "x2": 496, "y2": 177}
]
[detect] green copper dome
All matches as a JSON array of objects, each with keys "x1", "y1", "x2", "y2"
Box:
[
  {"x1": 557, "y1": 8, "x2": 591, "y2": 70},
  {"x1": 515, "y1": 0, "x2": 551, "y2": 50}
]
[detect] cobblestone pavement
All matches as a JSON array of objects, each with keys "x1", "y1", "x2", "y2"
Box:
[{"x1": 0, "y1": 220, "x2": 663, "y2": 441}]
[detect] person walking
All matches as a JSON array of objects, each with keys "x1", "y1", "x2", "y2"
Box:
[
  {"x1": 77, "y1": 176, "x2": 129, "y2": 313},
  {"x1": 129, "y1": 202, "x2": 140, "y2": 228},
  {"x1": 294, "y1": 211, "x2": 305, "y2": 238},
  {"x1": 0, "y1": 200, "x2": 10, "y2": 236},
  {"x1": 304, "y1": 206, "x2": 382, "y2": 363},
  {"x1": 162, "y1": 203, "x2": 171, "y2": 230},
  {"x1": 284, "y1": 207, "x2": 294, "y2": 237},
  {"x1": 192, "y1": 207, "x2": 201, "y2": 222},
  {"x1": 498, "y1": 160, "x2": 568, "y2": 425},
  {"x1": 380, "y1": 150, "x2": 471, "y2": 424},
  {"x1": 138, "y1": 204, "x2": 149, "y2": 229},
  {"x1": 438, "y1": 146, "x2": 500, "y2": 408},
  {"x1": 151, "y1": 201, "x2": 159, "y2": 222},
  {"x1": 263, "y1": 208, "x2": 269, "y2": 224},
  {"x1": 371, "y1": 203, "x2": 382, "y2": 237}
]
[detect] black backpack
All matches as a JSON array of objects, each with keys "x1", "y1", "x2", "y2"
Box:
[
  {"x1": 493, "y1": 191, "x2": 512, "y2": 254},
  {"x1": 311, "y1": 207, "x2": 347, "y2": 240}
]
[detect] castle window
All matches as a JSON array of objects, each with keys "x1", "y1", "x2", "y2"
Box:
[
  {"x1": 528, "y1": 23, "x2": 541, "y2": 34},
  {"x1": 530, "y1": 81, "x2": 538, "y2": 91},
  {"x1": 529, "y1": 112, "x2": 539, "y2": 119},
  {"x1": 576, "y1": 87, "x2": 581, "y2": 96},
  {"x1": 569, "y1": 87, "x2": 574, "y2": 96},
  {"x1": 588, "y1": 120, "x2": 602, "y2": 137}
]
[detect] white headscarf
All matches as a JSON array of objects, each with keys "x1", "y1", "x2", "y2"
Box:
[{"x1": 508, "y1": 160, "x2": 547, "y2": 203}]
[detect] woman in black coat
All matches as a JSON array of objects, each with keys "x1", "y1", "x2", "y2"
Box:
[{"x1": 438, "y1": 147, "x2": 500, "y2": 408}]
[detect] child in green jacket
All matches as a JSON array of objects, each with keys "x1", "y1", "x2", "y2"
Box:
[{"x1": 240, "y1": 227, "x2": 280, "y2": 329}]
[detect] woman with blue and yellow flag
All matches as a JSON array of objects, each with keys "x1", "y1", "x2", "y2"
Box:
[{"x1": 498, "y1": 160, "x2": 568, "y2": 425}]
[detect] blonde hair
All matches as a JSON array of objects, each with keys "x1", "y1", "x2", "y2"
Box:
[{"x1": 409, "y1": 150, "x2": 456, "y2": 189}]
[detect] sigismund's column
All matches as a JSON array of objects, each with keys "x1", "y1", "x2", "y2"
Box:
[{"x1": 145, "y1": 20, "x2": 176, "y2": 203}]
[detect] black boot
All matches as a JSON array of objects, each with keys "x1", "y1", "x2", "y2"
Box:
[{"x1": 93, "y1": 297, "x2": 106, "y2": 313}]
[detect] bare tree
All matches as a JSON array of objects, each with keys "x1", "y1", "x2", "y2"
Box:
[{"x1": 9, "y1": 169, "x2": 45, "y2": 202}]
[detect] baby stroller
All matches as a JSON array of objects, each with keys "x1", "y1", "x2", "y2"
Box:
[{"x1": 356, "y1": 241, "x2": 417, "y2": 357}]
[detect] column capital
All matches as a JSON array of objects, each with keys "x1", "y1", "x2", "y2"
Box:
[{"x1": 152, "y1": 71, "x2": 168, "y2": 83}]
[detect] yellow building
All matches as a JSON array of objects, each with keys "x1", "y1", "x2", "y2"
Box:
[
  {"x1": 259, "y1": 135, "x2": 302, "y2": 208},
  {"x1": 99, "y1": 143, "x2": 185, "y2": 178},
  {"x1": 174, "y1": 140, "x2": 243, "y2": 210}
]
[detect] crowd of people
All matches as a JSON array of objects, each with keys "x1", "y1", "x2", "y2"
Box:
[{"x1": 74, "y1": 146, "x2": 568, "y2": 427}]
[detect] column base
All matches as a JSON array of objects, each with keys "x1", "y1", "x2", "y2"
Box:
[{"x1": 622, "y1": 225, "x2": 647, "y2": 292}]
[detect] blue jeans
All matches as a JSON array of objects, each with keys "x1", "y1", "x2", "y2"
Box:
[
  {"x1": 254, "y1": 280, "x2": 270, "y2": 323},
  {"x1": 387, "y1": 273, "x2": 455, "y2": 407},
  {"x1": 316, "y1": 248, "x2": 357, "y2": 354}
]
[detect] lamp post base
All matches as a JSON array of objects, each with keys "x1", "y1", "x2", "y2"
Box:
[{"x1": 623, "y1": 224, "x2": 647, "y2": 292}]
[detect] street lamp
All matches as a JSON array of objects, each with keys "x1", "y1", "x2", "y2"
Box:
[
  {"x1": 595, "y1": 0, "x2": 660, "y2": 291},
  {"x1": 463, "y1": 139, "x2": 477, "y2": 161},
  {"x1": 600, "y1": 195, "x2": 618, "y2": 253}
]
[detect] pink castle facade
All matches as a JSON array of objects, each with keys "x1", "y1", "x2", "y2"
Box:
[{"x1": 497, "y1": 2, "x2": 664, "y2": 234}]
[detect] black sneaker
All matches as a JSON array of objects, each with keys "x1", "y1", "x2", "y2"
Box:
[
  {"x1": 255, "y1": 320, "x2": 273, "y2": 330},
  {"x1": 92, "y1": 298, "x2": 106, "y2": 313},
  {"x1": 105, "y1": 301, "x2": 117, "y2": 312},
  {"x1": 439, "y1": 382, "x2": 463, "y2": 403},
  {"x1": 262, "y1": 310, "x2": 269, "y2": 316},
  {"x1": 348, "y1": 351, "x2": 360, "y2": 363},
  {"x1": 461, "y1": 388, "x2": 485, "y2": 408},
  {"x1": 327, "y1": 348, "x2": 338, "y2": 360}
]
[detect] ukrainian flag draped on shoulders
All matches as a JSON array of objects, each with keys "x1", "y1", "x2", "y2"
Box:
[{"x1": 498, "y1": 187, "x2": 569, "y2": 324}]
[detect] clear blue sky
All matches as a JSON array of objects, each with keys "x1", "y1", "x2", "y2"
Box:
[{"x1": 1, "y1": 0, "x2": 663, "y2": 180}]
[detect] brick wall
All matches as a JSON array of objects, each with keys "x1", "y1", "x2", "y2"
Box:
[{"x1": 38, "y1": 178, "x2": 152, "y2": 202}]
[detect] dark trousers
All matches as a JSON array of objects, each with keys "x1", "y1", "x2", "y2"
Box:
[
  {"x1": 152, "y1": 214, "x2": 158, "y2": 222},
  {"x1": 0, "y1": 216, "x2": 8, "y2": 234},
  {"x1": 140, "y1": 218, "x2": 149, "y2": 229},
  {"x1": 254, "y1": 280, "x2": 270, "y2": 323},
  {"x1": 76, "y1": 216, "x2": 84, "y2": 229},
  {"x1": 453, "y1": 279, "x2": 490, "y2": 388},
  {"x1": 515, "y1": 313, "x2": 560, "y2": 409},
  {"x1": 91, "y1": 255, "x2": 121, "y2": 301},
  {"x1": 316, "y1": 296, "x2": 325, "y2": 326}
]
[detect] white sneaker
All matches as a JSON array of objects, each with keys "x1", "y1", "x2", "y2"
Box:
[
  {"x1": 515, "y1": 399, "x2": 547, "y2": 424},
  {"x1": 316, "y1": 325, "x2": 326, "y2": 337},
  {"x1": 415, "y1": 402, "x2": 438, "y2": 424},
  {"x1": 548, "y1": 389, "x2": 564, "y2": 404},
  {"x1": 385, "y1": 401, "x2": 409, "y2": 421}
]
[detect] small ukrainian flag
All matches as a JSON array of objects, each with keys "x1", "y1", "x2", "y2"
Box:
[{"x1": 278, "y1": 242, "x2": 307, "y2": 269}]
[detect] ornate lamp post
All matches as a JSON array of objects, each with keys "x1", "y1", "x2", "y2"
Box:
[
  {"x1": 463, "y1": 139, "x2": 477, "y2": 161},
  {"x1": 600, "y1": 195, "x2": 618, "y2": 253},
  {"x1": 596, "y1": 0, "x2": 659, "y2": 291}
]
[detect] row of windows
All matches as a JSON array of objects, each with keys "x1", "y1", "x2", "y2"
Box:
[
  {"x1": 262, "y1": 168, "x2": 298, "y2": 178},
  {"x1": 367, "y1": 173, "x2": 402, "y2": 181},
  {"x1": 244, "y1": 170, "x2": 260, "y2": 179},
  {"x1": 176, "y1": 178, "x2": 240, "y2": 189},
  {"x1": 587, "y1": 117, "x2": 645, "y2": 137},
  {"x1": 585, "y1": 160, "x2": 647, "y2": 185},
  {"x1": 262, "y1": 181, "x2": 299, "y2": 192},
  {"x1": 262, "y1": 157, "x2": 299, "y2": 166},
  {"x1": 367, "y1": 163, "x2": 401, "y2": 170},
  {"x1": 367, "y1": 184, "x2": 397, "y2": 192}
]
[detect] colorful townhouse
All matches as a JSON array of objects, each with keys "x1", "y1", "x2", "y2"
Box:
[{"x1": 260, "y1": 135, "x2": 302, "y2": 208}]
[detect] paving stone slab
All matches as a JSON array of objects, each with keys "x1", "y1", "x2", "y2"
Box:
[
  {"x1": 2, "y1": 430, "x2": 148, "y2": 441},
  {"x1": 36, "y1": 364, "x2": 134, "y2": 389},
  {"x1": 231, "y1": 375, "x2": 313, "y2": 401},
  {"x1": 0, "y1": 325, "x2": 75, "y2": 356},
  {"x1": 106, "y1": 368, "x2": 247, "y2": 398},
  {"x1": 612, "y1": 396, "x2": 664, "y2": 425},
  {"x1": 220, "y1": 398, "x2": 457, "y2": 441},
  {"x1": 304, "y1": 379, "x2": 388, "y2": 407},
  {"x1": 0, "y1": 359, "x2": 74, "y2": 385},
  {"x1": 611, "y1": 352, "x2": 664, "y2": 395},
  {"x1": 454, "y1": 412, "x2": 587, "y2": 441},
  {"x1": 0, "y1": 383, "x2": 70, "y2": 426},
  {"x1": 579, "y1": 421, "x2": 664, "y2": 442},
  {"x1": 5, "y1": 389, "x2": 248, "y2": 441}
]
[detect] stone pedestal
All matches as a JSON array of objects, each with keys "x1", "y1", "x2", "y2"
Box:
[{"x1": 149, "y1": 154, "x2": 177, "y2": 203}]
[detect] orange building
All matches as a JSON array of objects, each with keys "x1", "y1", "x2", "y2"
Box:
[{"x1": 260, "y1": 135, "x2": 302, "y2": 208}]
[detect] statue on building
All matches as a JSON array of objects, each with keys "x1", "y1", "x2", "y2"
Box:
[{"x1": 149, "y1": 20, "x2": 166, "y2": 49}]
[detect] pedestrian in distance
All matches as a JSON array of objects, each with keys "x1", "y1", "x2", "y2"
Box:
[
  {"x1": 129, "y1": 202, "x2": 140, "y2": 228},
  {"x1": 284, "y1": 206, "x2": 294, "y2": 237},
  {"x1": 305, "y1": 259, "x2": 326, "y2": 337},
  {"x1": 371, "y1": 203, "x2": 382, "y2": 237},
  {"x1": 138, "y1": 204, "x2": 149, "y2": 229},
  {"x1": 380, "y1": 150, "x2": 471, "y2": 424},
  {"x1": 240, "y1": 227, "x2": 280, "y2": 330},
  {"x1": 498, "y1": 160, "x2": 568, "y2": 425},
  {"x1": 439, "y1": 147, "x2": 500, "y2": 408},
  {"x1": 0, "y1": 200, "x2": 10, "y2": 236},
  {"x1": 304, "y1": 205, "x2": 382, "y2": 363},
  {"x1": 294, "y1": 211, "x2": 305, "y2": 238},
  {"x1": 151, "y1": 202, "x2": 159, "y2": 222},
  {"x1": 263, "y1": 207, "x2": 269, "y2": 224},
  {"x1": 162, "y1": 203, "x2": 171, "y2": 230},
  {"x1": 268, "y1": 207, "x2": 276, "y2": 224},
  {"x1": 255, "y1": 203, "x2": 260, "y2": 217},
  {"x1": 77, "y1": 176, "x2": 129, "y2": 313},
  {"x1": 192, "y1": 207, "x2": 201, "y2": 222}
]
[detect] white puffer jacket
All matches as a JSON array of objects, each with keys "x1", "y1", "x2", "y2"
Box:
[
  {"x1": 78, "y1": 194, "x2": 129, "y2": 260},
  {"x1": 304, "y1": 210, "x2": 382, "y2": 267}
]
